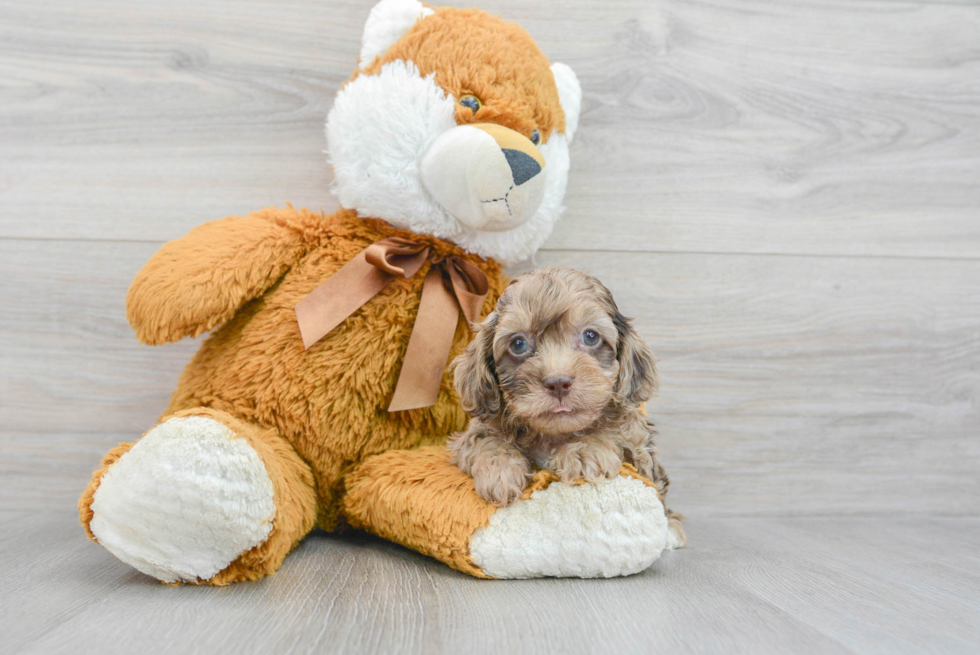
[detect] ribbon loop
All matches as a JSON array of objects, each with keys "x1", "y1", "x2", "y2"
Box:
[
  {"x1": 364, "y1": 237, "x2": 429, "y2": 278},
  {"x1": 445, "y1": 257, "x2": 490, "y2": 327},
  {"x1": 294, "y1": 237, "x2": 490, "y2": 412}
]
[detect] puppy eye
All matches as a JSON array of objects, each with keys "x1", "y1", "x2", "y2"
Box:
[
  {"x1": 530, "y1": 129, "x2": 541, "y2": 146},
  {"x1": 582, "y1": 330, "x2": 601, "y2": 347},
  {"x1": 510, "y1": 337, "x2": 529, "y2": 355},
  {"x1": 459, "y1": 95, "x2": 482, "y2": 115}
]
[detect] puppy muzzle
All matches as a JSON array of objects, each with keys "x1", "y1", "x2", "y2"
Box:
[{"x1": 420, "y1": 123, "x2": 547, "y2": 232}]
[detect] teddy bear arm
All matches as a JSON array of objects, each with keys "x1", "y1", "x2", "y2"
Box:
[
  {"x1": 126, "y1": 212, "x2": 312, "y2": 345},
  {"x1": 343, "y1": 446, "x2": 497, "y2": 577}
]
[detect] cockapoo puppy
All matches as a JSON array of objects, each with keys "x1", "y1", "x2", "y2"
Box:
[{"x1": 449, "y1": 267, "x2": 684, "y2": 543}]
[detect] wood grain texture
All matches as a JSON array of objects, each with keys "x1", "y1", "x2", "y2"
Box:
[
  {"x1": 2, "y1": 511, "x2": 979, "y2": 655},
  {"x1": 2, "y1": 0, "x2": 979, "y2": 651},
  {"x1": 3, "y1": 241, "x2": 978, "y2": 517},
  {"x1": 1, "y1": 0, "x2": 979, "y2": 256}
]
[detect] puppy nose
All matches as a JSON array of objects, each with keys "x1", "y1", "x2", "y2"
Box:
[{"x1": 543, "y1": 374, "x2": 574, "y2": 399}]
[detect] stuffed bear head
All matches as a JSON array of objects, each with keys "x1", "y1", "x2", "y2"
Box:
[{"x1": 326, "y1": 0, "x2": 581, "y2": 265}]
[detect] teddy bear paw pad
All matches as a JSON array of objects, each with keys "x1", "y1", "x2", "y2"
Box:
[
  {"x1": 469, "y1": 476, "x2": 669, "y2": 579},
  {"x1": 89, "y1": 416, "x2": 276, "y2": 583}
]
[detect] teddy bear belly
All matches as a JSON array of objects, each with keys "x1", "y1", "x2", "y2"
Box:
[{"x1": 163, "y1": 254, "x2": 473, "y2": 527}]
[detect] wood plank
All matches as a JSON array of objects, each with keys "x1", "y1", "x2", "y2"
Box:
[
  {"x1": 2, "y1": 0, "x2": 979, "y2": 257},
  {"x1": 2, "y1": 240, "x2": 977, "y2": 517},
  {"x1": 0, "y1": 240, "x2": 197, "y2": 439},
  {"x1": 3, "y1": 512, "x2": 978, "y2": 654}
]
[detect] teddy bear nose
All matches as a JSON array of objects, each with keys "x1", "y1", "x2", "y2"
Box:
[
  {"x1": 543, "y1": 374, "x2": 574, "y2": 400},
  {"x1": 502, "y1": 149, "x2": 542, "y2": 186},
  {"x1": 419, "y1": 122, "x2": 547, "y2": 232}
]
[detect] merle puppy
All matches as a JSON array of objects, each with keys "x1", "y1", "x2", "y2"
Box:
[{"x1": 449, "y1": 267, "x2": 684, "y2": 544}]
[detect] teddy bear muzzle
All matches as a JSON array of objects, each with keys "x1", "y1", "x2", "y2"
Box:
[{"x1": 419, "y1": 122, "x2": 547, "y2": 232}]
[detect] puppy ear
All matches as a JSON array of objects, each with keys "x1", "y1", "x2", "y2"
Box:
[
  {"x1": 613, "y1": 311, "x2": 659, "y2": 405},
  {"x1": 452, "y1": 312, "x2": 503, "y2": 420}
]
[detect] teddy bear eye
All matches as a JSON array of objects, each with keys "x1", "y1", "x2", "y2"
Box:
[
  {"x1": 510, "y1": 336, "x2": 529, "y2": 355},
  {"x1": 459, "y1": 95, "x2": 481, "y2": 115},
  {"x1": 582, "y1": 330, "x2": 601, "y2": 347},
  {"x1": 530, "y1": 129, "x2": 541, "y2": 146}
]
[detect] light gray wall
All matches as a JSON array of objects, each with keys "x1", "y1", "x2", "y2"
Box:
[{"x1": 2, "y1": 0, "x2": 978, "y2": 518}]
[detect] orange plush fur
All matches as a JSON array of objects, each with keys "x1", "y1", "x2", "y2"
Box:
[
  {"x1": 362, "y1": 8, "x2": 565, "y2": 141},
  {"x1": 79, "y1": 7, "x2": 574, "y2": 583}
]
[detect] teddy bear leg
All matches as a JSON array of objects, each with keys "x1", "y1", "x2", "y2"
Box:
[
  {"x1": 343, "y1": 445, "x2": 673, "y2": 579},
  {"x1": 79, "y1": 408, "x2": 317, "y2": 585}
]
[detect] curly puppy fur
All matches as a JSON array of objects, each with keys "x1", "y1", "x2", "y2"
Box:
[{"x1": 449, "y1": 267, "x2": 685, "y2": 545}]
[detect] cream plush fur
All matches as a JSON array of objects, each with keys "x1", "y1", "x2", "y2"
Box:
[
  {"x1": 470, "y1": 476, "x2": 671, "y2": 579},
  {"x1": 90, "y1": 416, "x2": 276, "y2": 583}
]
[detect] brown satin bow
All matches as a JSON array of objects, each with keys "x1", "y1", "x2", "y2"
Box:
[{"x1": 294, "y1": 237, "x2": 489, "y2": 412}]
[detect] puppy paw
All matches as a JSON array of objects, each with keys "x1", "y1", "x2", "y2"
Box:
[
  {"x1": 473, "y1": 456, "x2": 532, "y2": 507},
  {"x1": 551, "y1": 440, "x2": 622, "y2": 483}
]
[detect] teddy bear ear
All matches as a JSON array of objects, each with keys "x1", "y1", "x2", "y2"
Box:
[
  {"x1": 359, "y1": 0, "x2": 434, "y2": 69},
  {"x1": 550, "y1": 62, "x2": 582, "y2": 143}
]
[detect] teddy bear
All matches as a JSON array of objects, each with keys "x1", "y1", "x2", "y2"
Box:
[{"x1": 78, "y1": 0, "x2": 677, "y2": 584}]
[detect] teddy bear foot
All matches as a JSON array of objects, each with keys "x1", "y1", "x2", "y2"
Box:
[
  {"x1": 84, "y1": 414, "x2": 277, "y2": 583},
  {"x1": 469, "y1": 475, "x2": 671, "y2": 579}
]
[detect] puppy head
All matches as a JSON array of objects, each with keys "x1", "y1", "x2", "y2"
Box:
[{"x1": 453, "y1": 267, "x2": 658, "y2": 434}]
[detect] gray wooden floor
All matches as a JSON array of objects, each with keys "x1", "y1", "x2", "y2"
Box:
[
  {"x1": 1, "y1": 0, "x2": 978, "y2": 653},
  {"x1": 4, "y1": 511, "x2": 980, "y2": 655}
]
